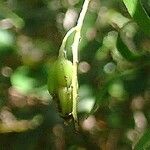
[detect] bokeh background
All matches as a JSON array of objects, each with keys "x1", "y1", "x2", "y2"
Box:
[{"x1": 0, "y1": 0, "x2": 150, "y2": 149}]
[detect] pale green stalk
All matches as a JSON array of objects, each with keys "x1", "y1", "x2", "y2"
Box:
[
  {"x1": 59, "y1": 27, "x2": 77, "y2": 58},
  {"x1": 71, "y1": 0, "x2": 91, "y2": 126}
]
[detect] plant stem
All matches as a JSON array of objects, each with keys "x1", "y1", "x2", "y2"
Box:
[
  {"x1": 72, "y1": 0, "x2": 91, "y2": 125},
  {"x1": 59, "y1": 27, "x2": 77, "y2": 59}
]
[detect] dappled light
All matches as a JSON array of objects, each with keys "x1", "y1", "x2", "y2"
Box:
[{"x1": 0, "y1": 0, "x2": 149, "y2": 149}]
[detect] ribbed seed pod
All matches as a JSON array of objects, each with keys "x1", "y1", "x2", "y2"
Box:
[
  {"x1": 55, "y1": 58, "x2": 73, "y2": 88},
  {"x1": 48, "y1": 58, "x2": 73, "y2": 95},
  {"x1": 47, "y1": 58, "x2": 73, "y2": 117},
  {"x1": 57, "y1": 87, "x2": 72, "y2": 117}
]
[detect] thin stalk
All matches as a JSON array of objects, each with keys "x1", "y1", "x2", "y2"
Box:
[
  {"x1": 58, "y1": 27, "x2": 77, "y2": 59},
  {"x1": 71, "y1": 0, "x2": 91, "y2": 126}
]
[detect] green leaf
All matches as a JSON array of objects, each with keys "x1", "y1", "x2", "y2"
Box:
[
  {"x1": 134, "y1": 129, "x2": 150, "y2": 150},
  {"x1": 116, "y1": 33, "x2": 142, "y2": 62},
  {"x1": 116, "y1": 31, "x2": 150, "y2": 62},
  {"x1": 123, "y1": 0, "x2": 150, "y2": 35},
  {"x1": 116, "y1": 22, "x2": 149, "y2": 62}
]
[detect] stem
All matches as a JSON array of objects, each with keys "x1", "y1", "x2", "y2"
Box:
[
  {"x1": 72, "y1": 0, "x2": 91, "y2": 125},
  {"x1": 59, "y1": 27, "x2": 77, "y2": 59}
]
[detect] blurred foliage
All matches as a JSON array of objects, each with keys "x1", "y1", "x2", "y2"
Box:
[{"x1": 0, "y1": 0, "x2": 149, "y2": 149}]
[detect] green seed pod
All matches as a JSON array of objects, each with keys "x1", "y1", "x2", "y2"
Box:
[
  {"x1": 55, "y1": 58, "x2": 73, "y2": 88},
  {"x1": 47, "y1": 58, "x2": 73, "y2": 95},
  {"x1": 57, "y1": 87, "x2": 72, "y2": 117}
]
